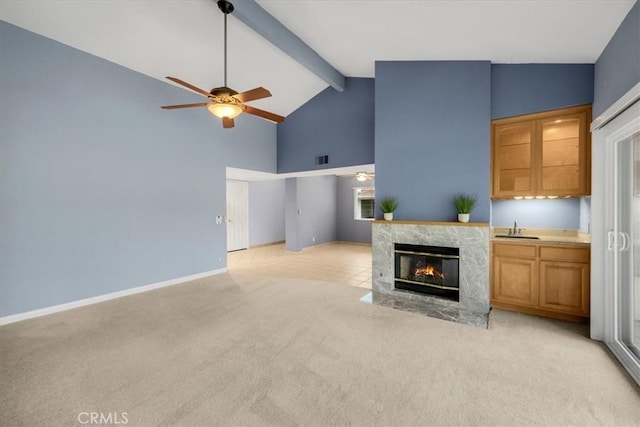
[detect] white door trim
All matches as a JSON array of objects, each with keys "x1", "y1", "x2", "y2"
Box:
[{"x1": 592, "y1": 81, "x2": 640, "y2": 131}]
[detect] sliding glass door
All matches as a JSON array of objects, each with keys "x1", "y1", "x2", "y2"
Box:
[
  {"x1": 597, "y1": 100, "x2": 640, "y2": 384},
  {"x1": 628, "y1": 134, "x2": 640, "y2": 360}
]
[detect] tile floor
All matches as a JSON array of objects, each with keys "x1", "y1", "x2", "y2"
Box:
[
  {"x1": 227, "y1": 242, "x2": 372, "y2": 289},
  {"x1": 228, "y1": 242, "x2": 489, "y2": 327}
]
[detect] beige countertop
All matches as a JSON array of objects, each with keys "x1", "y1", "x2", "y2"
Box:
[{"x1": 491, "y1": 227, "x2": 591, "y2": 247}]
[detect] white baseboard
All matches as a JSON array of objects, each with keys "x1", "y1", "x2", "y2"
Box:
[{"x1": 0, "y1": 268, "x2": 227, "y2": 326}]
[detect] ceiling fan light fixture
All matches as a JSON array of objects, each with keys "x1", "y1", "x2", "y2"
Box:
[
  {"x1": 355, "y1": 172, "x2": 368, "y2": 182},
  {"x1": 160, "y1": 0, "x2": 284, "y2": 127},
  {"x1": 207, "y1": 102, "x2": 243, "y2": 119}
]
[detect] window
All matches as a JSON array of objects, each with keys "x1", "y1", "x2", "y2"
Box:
[{"x1": 354, "y1": 187, "x2": 375, "y2": 220}]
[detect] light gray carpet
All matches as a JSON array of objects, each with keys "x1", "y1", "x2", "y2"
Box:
[{"x1": 1, "y1": 272, "x2": 639, "y2": 426}]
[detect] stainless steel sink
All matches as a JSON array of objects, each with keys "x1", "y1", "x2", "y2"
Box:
[{"x1": 495, "y1": 235, "x2": 540, "y2": 240}]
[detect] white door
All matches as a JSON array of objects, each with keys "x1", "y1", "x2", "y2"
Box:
[
  {"x1": 226, "y1": 180, "x2": 249, "y2": 252},
  {"x1": 594, "y1": 100, "x2": 640, "y2": 385}
]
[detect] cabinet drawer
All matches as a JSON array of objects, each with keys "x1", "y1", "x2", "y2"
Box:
[
  {"x1": 493, "y1": 243, "x2": 537, "y2": 259},
  {"x1": 539, "y1": 246, "x2": 590, "y2": 263}
]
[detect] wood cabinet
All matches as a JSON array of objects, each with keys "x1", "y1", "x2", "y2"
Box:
[
  {"x1": 492, "y1": 243, "x2": 538, "y2": 307},
  {"x1": 491, "y1": 105, "x2": 591, "y2": 198},
  {"x1": 538, "y1": 246, "x2": 590, "y2": 315},
  {"x1": 493, "y1": 121, "x2": 536, "y2": 196},
  {"x1": 491, "y1": 242, "x2": 590, "y2": 321}
]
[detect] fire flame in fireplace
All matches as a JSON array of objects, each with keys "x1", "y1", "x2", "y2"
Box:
[{"x1": 413, "y1": 265, "x2": 445, "y2": 279}]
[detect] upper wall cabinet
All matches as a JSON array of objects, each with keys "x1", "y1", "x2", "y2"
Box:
[
  {"x1": 491, "y1": 105, "x2": 591, "y2": 199},
  {"x1": 493, "y1": 120, "x2": 536, "y2": 196}
]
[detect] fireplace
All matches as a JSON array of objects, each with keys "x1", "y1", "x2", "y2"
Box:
[
  {"x1": 394, "y1": 243, "x2": 460, "y2": 301},
  {"x1": 373, "y1": 222, "x2": 489, "y2": 319}
]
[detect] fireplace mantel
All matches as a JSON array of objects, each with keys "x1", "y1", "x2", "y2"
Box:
[
  {"x1": 372, "y1": 221, "x2": 490, "y2": 315},
  {"x1": 372, "y1": 220, "x2": 489, "y2": 227}
]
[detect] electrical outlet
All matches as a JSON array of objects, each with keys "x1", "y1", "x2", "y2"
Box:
[
  {"x1": 218, "y1": 256, "x2": 222, "y2": 262},
  {"x1": 312, "y1": 237, "x2": 316, "y2": 243},
  {"x1": 215, "y1": 215, "x2": 223, "y2": 224}
]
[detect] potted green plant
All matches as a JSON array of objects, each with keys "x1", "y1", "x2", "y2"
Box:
[
  {"x1": 380, "y1": 197, "x2": 398, "y2": 221},
  {"x1": 453, "y1": 193, "x2": 477, "y2": 223}
]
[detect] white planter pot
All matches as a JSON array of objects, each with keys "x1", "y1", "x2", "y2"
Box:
[
  {"x1": 458, "y1": 213, "x2": 470, "y2": 223},
  {"x1": 383, "y1": 212, "x2": 394, "y2": 221}
]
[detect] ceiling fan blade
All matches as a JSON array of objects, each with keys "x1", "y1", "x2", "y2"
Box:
[
  {"x1": 233, "y1": 87, "x2": 272, "y2": 103},
  {"x1": 161, "y1": 102, "x2": 209, "y2": 110},
  {"x1": 222, "y1": 117, "x2": 235, "y2": 129},
  {"x1": 165, "y1": 77, "x2": 212, "y2": 98},
  {"x1": 244, "y1": 105, "x2": 285, "y2": 123}
]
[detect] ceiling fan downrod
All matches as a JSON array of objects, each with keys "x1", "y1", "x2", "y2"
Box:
[{"x1": 217, "y1": 0, "x2": 234, "y2": 88}]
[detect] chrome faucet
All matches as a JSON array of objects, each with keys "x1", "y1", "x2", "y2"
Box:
[{"x1": 509, "y1": 220, "x2": 521, "y2": 236}]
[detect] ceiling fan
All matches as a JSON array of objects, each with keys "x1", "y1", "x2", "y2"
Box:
[{"x1": 161, "y1": 0, "x2": 285, "y2": 129}]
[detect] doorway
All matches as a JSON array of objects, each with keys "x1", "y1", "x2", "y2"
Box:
[{"x1": 226, "y1": 180, "x2": 249, "y2": 252}]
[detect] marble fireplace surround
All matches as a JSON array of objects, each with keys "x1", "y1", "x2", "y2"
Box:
[{"x1": 372, "y1": 221, "x2": 490, "y2": 315}]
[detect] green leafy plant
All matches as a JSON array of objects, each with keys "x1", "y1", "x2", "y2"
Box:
[
  {"x1": 380, "y1": 197, "x2": 398, "y2": 214},
  {"x1": 453, "y1": 193, "x2": 477, "y2": 214}
]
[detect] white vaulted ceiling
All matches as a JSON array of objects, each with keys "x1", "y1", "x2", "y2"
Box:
[
  {"x1": 0, "y1": 0, "x2": 635, "y2": 116},
  {"x1": 258, "y1": 0, "x2": 637, "y2": 77},
  {"x1": 0, "y1": 0, "x2": 328, "y2": 117}
]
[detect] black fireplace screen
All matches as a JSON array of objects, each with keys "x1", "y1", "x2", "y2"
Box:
[{"x1": 394, "y1": 243, "x2": 460, "y2": 301}]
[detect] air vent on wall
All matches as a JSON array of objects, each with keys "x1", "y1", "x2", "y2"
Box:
[{"x1": 315, "y1": 154, "x2": 329, "y2": 166}]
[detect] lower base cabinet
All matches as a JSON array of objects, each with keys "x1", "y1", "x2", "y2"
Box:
[
  {"x1": 492, "y1": 244, "x2": 538, "y2": 307},
  {"x1": 539, "y1": 260, "x2": 590, "y2": 315},
  {"x1": 491, "y1": 242, "x2": 590, "y2": 321}
]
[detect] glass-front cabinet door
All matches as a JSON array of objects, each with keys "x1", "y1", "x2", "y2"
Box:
[
  {"x1": 539, "y1": 111, "x2": 589, "y2": 196},
  {"x1": 492, "y1": 121, "x2": 535, "y2": 197}
]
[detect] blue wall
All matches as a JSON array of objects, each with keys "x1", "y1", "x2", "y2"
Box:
[
  {"x1": 0, "y1": 22, "x2": 277, "y2": 317},
  {"x1": 277, "y1": 77, "x2": 374, "y2": 173},
  {"x1": 249, "y1": 179, "x2": 285, "y2": 246},
  {"x1": 580, "y1": 197, "x2": 591, "y2": 233},
  {"x1": 594, "y1": 1, "x2": 640, "y2": 117},
  {"x1": 375, "y1": 61, "x2": 491, "y2": 222},
  {"x1": 284, "y1": 175, "x2": 337, "y2": 251},
  {"x1": 490, "y1": 63, "x2": 595, "y2": 229},
  {"x1": 492, "y1": 199, "x2": 581, "y2": 229},
  {"x1": 298, "y1": 175, "x2": 337, "y2": 248},
  {"x1": 337, "y1": 176, "x2": 373, "y2": 243},
  {"x1": 491, "y1": 64, "x2": 594, "y2": 119}
]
